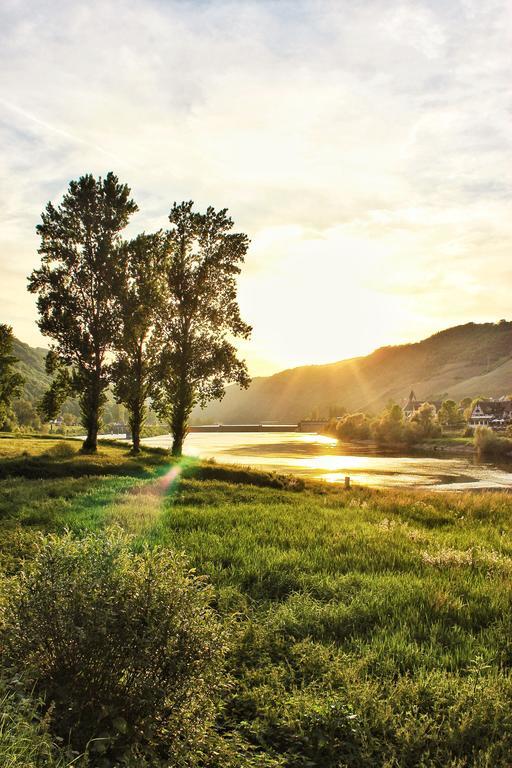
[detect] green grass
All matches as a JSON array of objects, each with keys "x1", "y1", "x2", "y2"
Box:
[{"x1": 1, "y1": 434, "x2": 512, "y2": 766}]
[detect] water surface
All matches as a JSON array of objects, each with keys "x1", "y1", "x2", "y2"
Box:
[{"x1": 141, "y1": 431, "x2": 512, "y2": 490}]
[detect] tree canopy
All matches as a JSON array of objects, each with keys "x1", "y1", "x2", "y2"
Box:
[
  {"x1": 28, "y1": 172, "x2": 138, "y2": 451},
  {"x1": 152, "y1": 202, "x2": 251, "y2": 455},
  {"x1": 111, "y1": 232, "x2": 167, "y2": 453},
  {"x1": 0, "y1": 324, "x2": 24, "y2": 429}
]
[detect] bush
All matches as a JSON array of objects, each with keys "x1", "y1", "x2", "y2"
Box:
[
  {"x1": 372, "y1": 404, "x2": 405, "y2": 445},
  {"x1": 474, "y1": 425, "x2": 512, "y2": 456},
  {"x1": 1, "y1": 529, "x2": 227, "y2": 766},
  {"x1": 44, "y1": 441, "x2": 77, "y2": 459},
  {"x1": 336, "y1": 413, "x2": 371, "y2": 442}
]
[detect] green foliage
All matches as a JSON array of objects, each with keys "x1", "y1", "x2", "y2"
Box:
[
  {"x1": 1, "y1": 529, "x2": 226, "y2": 765},
  {"x1": 438, "y1": 399, "x2": 463, "y2": 428},
  {"x1": 11, "y1": 337, "x2": 50, "y2": 404},
  {"x1": 12, "y1": 398, "x2": 41, "y2": 429},
  {"x1": 0, "y1": 324, "x2": 25, "y2": 429},
  {"x1": 152, "y1": 202, "x2": 251, "y2": 456},
  {"x1": 374, "y1": 402, "x2": 441, "y2": 445},
  {"x1": 28, "y1": 173, "x2": 138, "y2": 452},
  {"x1": 111, "y1": 232, "x2": 167, "y2": 453},
  {"x1": 0, "y1": 678, "x2": 70, "y2": 767},
  {"x1": 38, "y1": 356, "x2": 75, "y2": 423},
  {"x1": 326, "y1": 402, "x2": 442, "y2": 446},
  {"x1": 336, "y1": 412, "x2": 371, "y2": 441},
  {"x1": 373, "y1": 403, "x2": 406, "y2": 445},
  {"x1": 410, "y1": 402, "x2": 441, "y2": 438},
  {"x1": 474, "y1": 425, "x2": 512, "y2": 456}
]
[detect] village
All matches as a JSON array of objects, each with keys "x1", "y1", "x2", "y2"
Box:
[
  {"x1": 403, "y1": 390, "x2": 512, "y2": 431},
  {"x1": 296, "y1": 391, "x2": 512, "y2": 436}
]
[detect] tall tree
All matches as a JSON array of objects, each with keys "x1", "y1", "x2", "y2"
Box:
[
  {"x1": 111, "y1": 232, "x2": 166, "y2": 453},
  {"x1": 438, "y1": 399, "x2": 462, "y2": 429},
  {"x1": 411, "y1": 402, "x2": 439, "y2": 437},
  {"x1": 28, "y1": 173, "x2": 138, "y2": 452},
  {"x1": 0, "y1": 325, "x2": 24, "y2": 429},
  {"x1": 152, "y1": 202, "x2": 251, "y2": 456}
]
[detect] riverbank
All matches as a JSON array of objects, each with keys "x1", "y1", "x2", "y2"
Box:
[
  {"x1": 416, "y1": 436, "x2": 475, "y2": 454},
  {"x1": 329, "y1": 434, "x2": 475, "y2": 455},
  {"x1": 1, "y1": 433, "x2": 512, "y2": 766}
]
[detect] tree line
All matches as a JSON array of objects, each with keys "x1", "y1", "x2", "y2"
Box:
[
  {"x1": 23, "y1": 172, "x2": 251, "y2": 455},
  {"x1": 323, "y1": 398, "x2": 475, "y2": 446}
]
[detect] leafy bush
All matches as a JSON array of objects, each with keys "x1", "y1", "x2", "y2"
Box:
[
  {"x1": 1, "y1": 529, "x2": 227, "y2": 766},
  {"x1": 44, "y1": 441, "x2": 77, "y2": 459},
  {"x1": 336, "y1": 413, "x2": 371, "y2": 441},
  {"x1": 372, "y1": 404, "x2": 405, "y2": 445},
  {"x1": 474, "y1": 425, "x2": 512, "y2": 456}
]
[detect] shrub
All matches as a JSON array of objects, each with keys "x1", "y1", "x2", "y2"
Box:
[
  {"x1": 1, "y1": 529, "x2": 227, "y2": 766},
  {"x1": 44, "y1": 441, "x2": 77, "y2": 459},
  {"x1": 372, "y1": 404, "x2": 405, "y2": 445},
  {"x1": 336, "y1": 413, "x2": 371, "y2": 442},
  {"x1": 474, "y1": 426, "x2": 512, "y2": 456},
  {"x1": 410, "y1": 402, "x2": 440, "y2": 438}
]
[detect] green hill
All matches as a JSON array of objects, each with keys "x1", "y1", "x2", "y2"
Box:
[
  {"x1": 194, "y1": 321, "x2": 512, "y2": 423},
  {"x1": 12, "y1": 337, "x2": 50, "y2": 403}
]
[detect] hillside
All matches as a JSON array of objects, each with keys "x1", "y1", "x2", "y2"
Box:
[
  {"x1": 12, "y1": 336, "x2": 50, "y2": 402},
  {"x1": 194, "y1": 321, "x2": 512, "y2": 423},
  {"x1": 13, "y1": 321, "x2": 512, "y2": 424}
]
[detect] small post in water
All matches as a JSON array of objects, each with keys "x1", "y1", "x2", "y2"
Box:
[{"x1": 345, "y1": 475, "x2": 351, "y2": 490}]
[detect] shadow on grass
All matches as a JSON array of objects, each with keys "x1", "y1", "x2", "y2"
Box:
[
  {"x1": 0, "y1": 449, "x2": 168, "y2": 481},
  {"x1": 184, "y1": 462, "x2": 306, "y2": 492}
]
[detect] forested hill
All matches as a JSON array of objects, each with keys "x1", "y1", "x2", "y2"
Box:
[
  {"x1": 12, "y1": 337, "x2": 50, "y2": 402},
  {"x1": 193, "y1": 321, "x2": 512, "y2": 423}
]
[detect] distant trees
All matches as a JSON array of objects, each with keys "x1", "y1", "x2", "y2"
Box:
[
  {"x1": 12, "y1": 398, "x2": 41, "y2": 430},
  {"x1": 336, "y1": 413, "x2": 371, "y2": 441},
  {"x1": 438, "y1": 399, "x2": 463, "y2": 429},
  {"x1": 29, "y1": 176, "x2": 250, "y2": 455},
  {"x1": 324, "y1": 400, "x2": 446, "y2": 447},
  {"x1": 152, "y1": 203, "x2": 251, "y2": 456},
  {"x1": 28, "y1": 173, "x2": 138, "y2": 452},
  {"x1": 373, "y1": 404, "x2": 406, "y2": 445},
  {"x1": 411, "y1": 402, "x2": 440, "y2": 437},
  {"x1": 0, "y1": 325, "x2": 24, "y2": 430},
  {"x1": 474, "y1": 425, "x2": 512, "y2": 456}
]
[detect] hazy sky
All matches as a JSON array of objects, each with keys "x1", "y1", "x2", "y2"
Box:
[{"x1": 1, "y1": 0, "x2": 511, "y2": 375}]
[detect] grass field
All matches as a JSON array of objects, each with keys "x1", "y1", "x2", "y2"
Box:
[{"x1": 1, "y1": 434, "x2": 512, "y2": 767}]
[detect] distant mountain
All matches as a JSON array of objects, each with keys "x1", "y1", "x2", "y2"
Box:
[
  {"x1": 12, "y1": 337, "x2": 50, "y2": 403},
  {"x1": 193, "y1": 321, "x2": 512, "y2": 423}
]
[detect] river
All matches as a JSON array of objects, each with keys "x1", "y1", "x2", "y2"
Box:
[{"x1": 139, "y1": 431, "x2": 512, "y2": 490}]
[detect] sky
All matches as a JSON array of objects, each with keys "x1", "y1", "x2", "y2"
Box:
[{"x1": 1, "y1": 0, "x2": 512, "y2": 376}]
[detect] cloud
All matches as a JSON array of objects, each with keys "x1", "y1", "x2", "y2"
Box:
[{"x1": 1, "y1": 0, "x2": 511, "y2": 373}]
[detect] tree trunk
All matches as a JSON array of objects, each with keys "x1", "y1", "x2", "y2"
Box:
[
  {"x1": 171, "y1": 342, "x2": 191, "y2": 457},
  {"x1": 81, "y1": 374, "x2": 101, "y2": 453},
  {"x1": 171, "y1": 405, "x2": 186, "y2": 457},
  {"x1": 129, "y1": 351, "x2": 145, "y2": 454},
  {"x1": 171, "y1": 390, "x2": 190, "y2": 457},
  {"x1": 130, "y1": 408, "x2": 141, "y2": 454},
  {"x1": 82, "y1": 404, "x2": 99, "y2": 452}
]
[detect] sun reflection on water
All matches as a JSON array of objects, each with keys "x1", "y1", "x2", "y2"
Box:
[{"x1": 140, "y1": 431, "x2": 512, "y2": 490}]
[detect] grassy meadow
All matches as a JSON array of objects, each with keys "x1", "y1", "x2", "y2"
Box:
[{"x1": 1, "y1": 433, "x2": 512, "y2": 766}]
